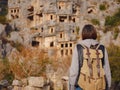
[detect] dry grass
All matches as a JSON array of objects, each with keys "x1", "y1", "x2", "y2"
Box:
[
  {"x1": 0, "y1": 60, "x2": 6, "y2": 80},
  {"x1": 9, "y1": 47, "x2": 50, "y2": 79}
]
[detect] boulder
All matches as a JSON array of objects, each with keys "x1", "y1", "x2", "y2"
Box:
[
  {"x1": 12, "y1": 86, "x2": 23, "y2": 90},
  {"x1": 21, "y1": 78, "x2": 28, "y2": 86},
  {"x1": 9, "y1": 32, "x2": 23, "y2": 44},
  {"x1": 12, "y1": 80, "x2": 22, "y2": 86},
  {"x1": 0, "y1": 80, "x2": 9, "y2": 87},
  {"x1": 0, "y1": 24, "x2": 4, "y2": 33},
  {"x1": 24, "y1": 86, "x2": 41, "y2": 90},
  {"x1": 28, "y1": 77, "x2": 45, "y2": 88},
  {"x1": 54, "y1": 80, "x2": 63, "y2": 90}
]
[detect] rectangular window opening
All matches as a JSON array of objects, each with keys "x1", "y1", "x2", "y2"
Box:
[{"x1": 61, "y1": 44, "x2": 64, "y2": 48}]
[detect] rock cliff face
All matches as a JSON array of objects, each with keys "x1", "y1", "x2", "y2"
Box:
[
  {"x1": 0, "y1": 0, "x2": 119, "y2": 67},
  {"x1": 0, "y1": 0, "x2": 120, "y2": 90},
  {"x1": 6, "y1": 0, "x2": 120, "y2": 47},
  {"x1": 0, "y1": 0, "x2": 120, "y2": 79}
]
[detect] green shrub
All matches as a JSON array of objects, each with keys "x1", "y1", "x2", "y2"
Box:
[
  {"x1": 107, "y1": 44, "x2": 120, "y2": 82},
  {"x1": 97, "y1": 32, "x2": 101, "y2": 41},
  {"x1": 105, "y1": 8, "x2": 120, "y2": 27},
  {"x1": 0, "y1": 4, "x2": 8, "y2": 16},
  {"x1": 0, "y1": 16, "x2": 7, "y2": 24},
  {"x1": 103, "y1": 26, "x2": 111, "y2": 33},
  {"x1": 0, "y1": 58, "x2": 14, "y2": 84},
  {"x1": 113, "y1": 27, "x2": 119, "y2": 40},
  {"x1": 30, "y1": 27, "x2": 38, "y2": 30},
  {"x1": 76, "y1": 26, "x2": 80, "y2": 35},
  {"x1": 0, "y1": 4, "x2": 8, "y2": 24},
  {"x1": 9, "y1": 47, "x2": 51, "y2": 79},
  {"x1": 91, "y1": 19, "x2": 100, "y2": 25},
  {"x1": 99, "y1": 4, "x2": 106, "y2": 11},
  {"x1": 11, "y1": 41, "x2": 24, "y2": 52}
]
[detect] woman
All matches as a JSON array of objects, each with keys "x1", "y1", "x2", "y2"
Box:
[{"x1": 69, "y1": 24, "x2": 111, "y2": 90}]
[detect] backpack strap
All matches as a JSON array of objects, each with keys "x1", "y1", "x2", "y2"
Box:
[
  {"x1": 90, "y1": 44, "x2": 103, "y2": 77},
  {"x1": 77, "y1": 44, "x2": 93, "y2": 77},
  {"x1": 81, "y1": 44, "x2": 94, "y2": 77},
  {"x1": 96, "y1": 44, "x2": 100, "y2": 50},
  {"x1": 86, "y1": 47, "x2": 93, "y2": 77},
  {"x1": 96, "y1": 44, "x2": 101, "y2": 77},
  {"x1": 94, "y1": 44, "x2": 105, "y2": 77},
  {"x1": 98, "y1": 45, "x2": 105, "y2": 67},
  {"x1": 79, "y1": 44, "x2": 86, "y2": 49}
]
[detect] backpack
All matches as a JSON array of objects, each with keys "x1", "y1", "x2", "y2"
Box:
[{"x1": 77, "y1": 44, "x2": 106, "y2": 90}]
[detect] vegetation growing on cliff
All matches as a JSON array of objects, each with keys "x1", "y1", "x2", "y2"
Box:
[
  {"x1": 9, "y1": 46, "x2": 51, "y2": 79},
  {"x1": 113, "y1": 27, "x2": 120, "y2": 40},
  {"x1": 91, "y1": 19, "x2": 100, "y2": 25},
  {"x1": 0, "y1": 1, "x2": 8, "y2": 24},
  {"x1": 0, "y1": 16, "x2": 7, "y2": 24},
  {"x1": 107, "y1": 44, "x2": 120, "y2": 82},
  {"x1": 104, "y1": 8, "x2": 120, "y2": 34},
  {"x1": 99, "y1": 4, "x2": 107, "y2": 11},
  {"x1": 105, "y1": 8, "x2": 120, "y2": 27}
]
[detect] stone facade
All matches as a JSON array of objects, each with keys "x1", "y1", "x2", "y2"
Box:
[
  {"x1": 7, "y1": 0, "x2": 120, "y2": 57},
  {"x1": 9, "y1": 0, "x2": 81, "y2": 57}
]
